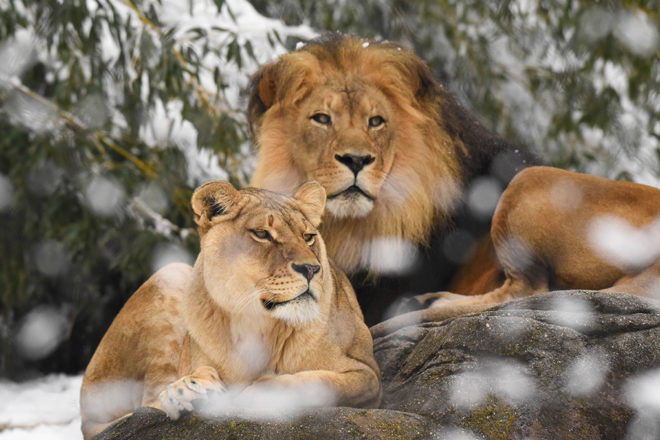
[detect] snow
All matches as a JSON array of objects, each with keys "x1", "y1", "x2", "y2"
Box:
[
  {"x1": 360, "y1": 237, "x2": 420, "y2": 276},
  {"x1": 624, "y1": 368, "x2": 660, "y2": 438},
  {"x1": 466, "y1": 176, "x2": 503, "y2": 219},
  {"x1": 448, "y1": 1, "x2": 660, "y2": 187},
  {"x1": 449, "y1": 358, "x2": 537, "y2": 408},
  {"x1": 0, "y1": 374, "x2": 334, "y2": 439},
  {"x1": 0, "y1": 28, "x2": 37, "y2": 80},
  {"x1": 120, "y1": 0, "x2": 316, "y2": 185},
  {"x1": 15, "y1": 306, "x2": 69, "y2": 361},
  {"x1": 150, "y1": 242, "x2": 195, "y2": 272},
  {"x1": 0, "y1": 374, "x2": 83, "y2": 440},
  {"x1": 1, "y1": 1, "x2": 659, "y2": 437},
  {"x1": 614, "y1": 9, "x2": 660, "y2": 58},
  {"x1": 549, "y1": 295, "x2": 595, "y2": 329},
  {"x1": 83, "y1": 175, "x2": 126, "y2": 218},
  {"x1": 563, "y1": 349, "x2": 610, "y2": 397},
  {"x1": 1, "y1": 0, "x2": 316, "y2": 188},
  {"x1": 588, "y1": 215, "x2": 660, "y2": 271}
]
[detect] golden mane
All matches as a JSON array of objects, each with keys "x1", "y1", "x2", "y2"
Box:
[{"x1": 249, "y1": 34, "x2": 471, "y2": 275}]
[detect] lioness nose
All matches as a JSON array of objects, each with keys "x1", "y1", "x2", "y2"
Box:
[
  {"x1": 335, "y1": 153, "x2": 375, "y2": 175},
  {"x1": 292, "y1": 263, "x2": 321, "y2": 281}
]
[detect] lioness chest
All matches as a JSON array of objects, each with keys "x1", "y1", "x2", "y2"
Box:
[{"x1": 187, "y1": 315, "x2": 333, "y2": 383}]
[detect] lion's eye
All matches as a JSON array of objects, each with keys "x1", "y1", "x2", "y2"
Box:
[
  {"x1": 303, "y1": 233, "x2": 316, "y2": 245},
  {"x1": 368, "y1": 116, "x2": 385, "y2": 128},
  {"x1": 250, "y1": 229, "x2": 273, "y2": 241},
  {"x1": 311, "y1": 113, "x2": 332, "y2": 126}
]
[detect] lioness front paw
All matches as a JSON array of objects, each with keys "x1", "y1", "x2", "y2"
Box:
[{"x1": 159, "y1": 366, "x2": 225, "y2": 420}]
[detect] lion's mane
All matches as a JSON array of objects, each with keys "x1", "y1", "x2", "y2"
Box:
[{"x1": 248, "y1": 33, "x2": 539, "y2": 324}]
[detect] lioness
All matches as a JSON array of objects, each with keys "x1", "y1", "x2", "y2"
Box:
[
  {"x1": 80, "y1": 180, "x2": 381, "y2": 439},
  {"x1": 247, "y1": 33, "x2": 660, "y2": 328}
]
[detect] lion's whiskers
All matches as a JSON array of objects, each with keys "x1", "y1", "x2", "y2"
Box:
[{"x1": 233, "y1": 287, "x2": 265, "y2": 315}]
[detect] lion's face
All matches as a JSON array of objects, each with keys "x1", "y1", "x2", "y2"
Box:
[
  {"x1": 249, "y1": 34, "x2": 465, "y2": 275},
  {"x1": 191, "y1": 181, "x2": 329, "y2": 326},
  {"x1": 251, "y1": 66, "x2": 406, "y2": 221},
  {"x1": 274, "y1": 81, "x2": 396, "y2": 219}
]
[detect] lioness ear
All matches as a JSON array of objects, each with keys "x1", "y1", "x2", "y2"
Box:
[
  {"x1": 191, "y1": 180, "x2": 242, "y2": 233},
  {"x1": 293, "y1": 181, "x2": 326, "y2": 228},
  {"x1": 247, "y1": 62, "x2": 279, "y2": 137}
]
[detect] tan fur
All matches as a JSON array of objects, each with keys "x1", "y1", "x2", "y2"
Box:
[
  {"x1": 249, "y1": 35, "x2": 463, "y2": 277},
  {"x1": 80, "y1": 181, "x2": 381, "y2": 439},
  {"x1": 371, "y1": 167, "x2": 660, "y2": 336}
]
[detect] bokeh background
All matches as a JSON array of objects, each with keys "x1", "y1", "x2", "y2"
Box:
[{"x1": 0, "y1": 0, "x2": 658, "y2": 383}]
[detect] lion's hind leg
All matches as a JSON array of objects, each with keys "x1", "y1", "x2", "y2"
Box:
[
  {"x1": 369, "y1": 293, "x2": 497, "y2": 338},
  {"x1": 600, "y1": 261, "x2": 660, "y2": 299},
  {"x1": 370, "y1": 276, "x2": 542, "y2": 337}
]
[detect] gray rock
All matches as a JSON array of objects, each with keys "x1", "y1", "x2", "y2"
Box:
[
  {"x1": 93, "y1": 406, "x2": 434, "y2": 440},
  {"x1": 376, "y1": 290, "x2": 660, "y2": 439},
  {"x1": 94, "y1": 291, "x2": 660, "y2": 440}
]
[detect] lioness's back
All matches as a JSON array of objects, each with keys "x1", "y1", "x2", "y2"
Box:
[{"x1": 80, "y1": 263, "x2": 190, "y2": 437}]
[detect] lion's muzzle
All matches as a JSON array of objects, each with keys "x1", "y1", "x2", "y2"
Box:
[
  {"x1": 291, "y1": 263, "x2": 321, "y2": 281},
  {"x1": 335, "y1": 153, "x2": 375, "y2": 176}
]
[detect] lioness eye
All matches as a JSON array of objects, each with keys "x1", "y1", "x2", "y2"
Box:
[
  {"x1": 311, "y1": 113, "x2": 332, "y2": 126},
  {"x1": 368, "y1": 116, "x2": 385, "y2": 128},
  {"x1": 250, "y1": 229, "x2": 273, "y2": 241},
  {"x1": 303, "y1": 233, "x2": 316, "y2": 244}
]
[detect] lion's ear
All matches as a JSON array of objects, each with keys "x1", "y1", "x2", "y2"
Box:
[
  {"x1": 247, "y1": 62, "x2": 279, "y2": 137},
  {"x1": 293, "y1": 181, "x2": 326, "y2": 228},
  {"x1": 409, "y1": 55, "x2": 438, "y2": 101},
  {"x1": 191, "y1": 180, "x2": 242, "y2": 233}
]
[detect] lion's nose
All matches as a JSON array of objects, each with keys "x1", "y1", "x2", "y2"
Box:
[
  {"x1": 291, "y1": 263, "x2": 321, "y2": 281},
  {"x1": 335, "y1": 153, "x2": 375, "y2": 175}
]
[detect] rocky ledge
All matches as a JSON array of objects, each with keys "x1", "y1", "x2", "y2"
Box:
[{"x1": 95, "y1": 290, "x2": 660, "y2": 440}]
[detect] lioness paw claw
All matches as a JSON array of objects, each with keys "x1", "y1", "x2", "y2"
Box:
[
  {"x1": 183, "y1": 377, "x2": 205, "y2": 394},
  {"x1": 158, "y1": 373, "x2": 225, "y2": 420}
]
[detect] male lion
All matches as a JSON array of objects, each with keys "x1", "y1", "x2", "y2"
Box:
[
  {"x1": 80, "y1": 180, "x2": 381, "y2": 439},
  {"x1": 247, "y1": 33, "x2": 660, "y2": 329},
  {"x1": 248, "y1": 32, "x2": 539, "y2": 325}
]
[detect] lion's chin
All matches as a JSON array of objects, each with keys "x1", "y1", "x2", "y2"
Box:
[{"x1": 326, "y1": 196, "x2": 374, "y2": 219}]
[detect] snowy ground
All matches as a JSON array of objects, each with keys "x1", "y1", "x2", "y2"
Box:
[{"x1": 0, "y1": 374, "x2": 83, "y2": 440}]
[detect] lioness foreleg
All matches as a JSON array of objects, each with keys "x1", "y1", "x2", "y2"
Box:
[{"x1": 159, "y1": 366, "x2": 226, "y2": 419}]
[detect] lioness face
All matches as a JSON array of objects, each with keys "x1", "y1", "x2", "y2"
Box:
[{"x1": 192, "y1": 181, "x2": 329, "y2": 326}]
